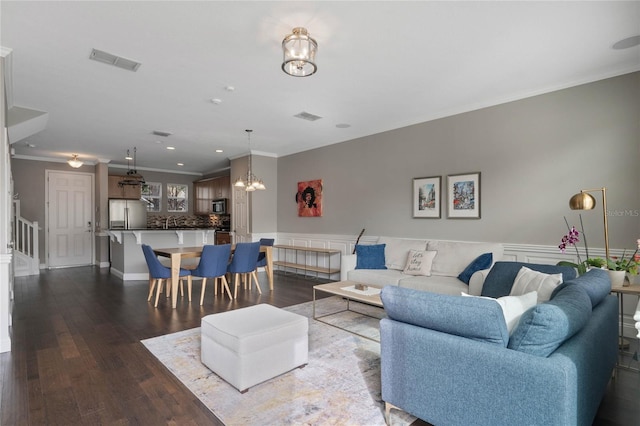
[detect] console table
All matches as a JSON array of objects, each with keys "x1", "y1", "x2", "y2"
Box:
[{"x1": 273, "y1": 244, "x2": 341, "y2": 280}]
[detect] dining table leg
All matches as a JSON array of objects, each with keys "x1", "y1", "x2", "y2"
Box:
[
  {"x1": 170, "y1": 252, "x2": 181, "y2": 308},
  {"x1": 265, "y1": 246, "x2": 274, "y2": 291}
]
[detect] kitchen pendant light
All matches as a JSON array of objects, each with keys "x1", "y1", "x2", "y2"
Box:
[
  {"x1": 282, "y1": 27, "x2": 317, "y2": 77},
  {"x1": 119, "y1": 147, "x2": 145, "y2": 186},
  {"x1": 234, "y1": 130, "x2": 266, "y2": 192}
]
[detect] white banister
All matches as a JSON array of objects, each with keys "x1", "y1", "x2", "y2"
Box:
[{"x1": 12, "y1": 199, "x2": 40, "y2": 276}]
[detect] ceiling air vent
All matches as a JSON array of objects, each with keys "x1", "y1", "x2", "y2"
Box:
[
  {"x1": 294, "y1": 111, "x2": 323, "y2": 122},
  {"x1": 152, "y1": 130, "x2": 173, "y2": 137},
  {"x1": 89, "y1": 48, "x2": 141, "y2": 72}
]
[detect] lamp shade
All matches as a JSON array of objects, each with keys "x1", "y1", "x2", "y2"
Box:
[
  {"x1": 282, "y1": 27, "x2": 317, "y2": 77},
  {"x1": 569, "y1": 192, "x2": 596, "y2": 210}
]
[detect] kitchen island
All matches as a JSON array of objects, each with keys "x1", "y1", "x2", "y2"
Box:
[{"x1": 108, "y1": 228, "x2": 216, "y2": 280}]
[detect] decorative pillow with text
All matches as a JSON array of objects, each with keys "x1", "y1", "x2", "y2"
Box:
[{"x1": 403, "y1": 250, "x2": 437, "y2": 276}]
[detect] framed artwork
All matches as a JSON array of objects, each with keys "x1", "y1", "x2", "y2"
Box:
[
  {"x1": 296, "y1": 179, "x2": 323, "y2": 217},
  {"x1": 447, "y1": 172, "x2": 481, "y2": 219},
  {"x1": 412, "y1": 176, "x2": 441, "y2": 218}
]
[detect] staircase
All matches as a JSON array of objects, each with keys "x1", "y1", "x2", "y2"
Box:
[{"x1": 12, "y1": 200, "x2": 40, "y2": 277}]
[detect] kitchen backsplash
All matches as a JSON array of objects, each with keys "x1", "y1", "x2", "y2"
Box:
[{"x1": 146, "y1": 214, "x2": 229, "y2": 229}]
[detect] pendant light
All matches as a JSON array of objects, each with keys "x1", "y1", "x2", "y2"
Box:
[
  {"x1": 234, "y1": 130, "x2": 266, "y2": 191},
  {"x1": 119, "y1": 147, "x2": 145, "y2": 186}
]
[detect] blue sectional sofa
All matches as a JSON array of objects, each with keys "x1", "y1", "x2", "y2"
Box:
[{"x1": 380, "y1": 264, "x2": 618, "y2": 426}]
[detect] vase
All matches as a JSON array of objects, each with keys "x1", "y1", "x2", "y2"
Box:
[{"x1": 607, "y1": 270, "x2": 627, "y2": 287}]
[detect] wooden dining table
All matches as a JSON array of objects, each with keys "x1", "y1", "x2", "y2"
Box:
[{"x1": 153, "y1": 245, "x2": 273, "y2": 308}]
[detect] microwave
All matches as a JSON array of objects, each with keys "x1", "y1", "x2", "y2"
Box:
[{"x1": 212, "y1": 198, "x2": 227, "y2": 214}]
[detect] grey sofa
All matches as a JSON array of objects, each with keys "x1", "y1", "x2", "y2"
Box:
[{"x1": 380, "y1": 264, "x2": 618, "y2": 426}]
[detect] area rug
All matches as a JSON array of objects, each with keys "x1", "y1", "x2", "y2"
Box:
[{"x1": 141, "y1": 297, "x2": 416, "y2": 425}]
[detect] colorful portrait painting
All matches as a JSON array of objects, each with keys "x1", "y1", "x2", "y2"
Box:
[{"x1": 297, "y1": 179, "x2": 323, "y2": 217}]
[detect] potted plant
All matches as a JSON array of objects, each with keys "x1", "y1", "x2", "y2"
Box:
[{"x1": 606, "y1": 247, "x2": 639, "y2": 286}]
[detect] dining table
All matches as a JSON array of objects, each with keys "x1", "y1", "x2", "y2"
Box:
[{"x1": 153, "y1": 244, "x2": 273, "y2": 309}]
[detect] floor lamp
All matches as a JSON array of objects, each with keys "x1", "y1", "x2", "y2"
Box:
[{"x1": 568, "y1": 187, "x2": 609, "y2": 261}]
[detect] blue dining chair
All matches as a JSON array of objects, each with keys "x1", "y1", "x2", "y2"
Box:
[
  {"x1": 255, "y1": 238, "x2": 275, "y2": 286},
  {"x1": 141, "y1": 244, "x2": 192, "y2": 307},
  {"x1": 190, "y1": 244, "x2": 233, "y2": 304},
  {"x1": 227, "y1": 241, "x2": 261, "y2": 298}
]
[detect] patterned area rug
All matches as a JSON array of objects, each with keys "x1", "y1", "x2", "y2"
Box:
[{"x1": 141, "y1": 297, "x2": 416, "y2": 425}]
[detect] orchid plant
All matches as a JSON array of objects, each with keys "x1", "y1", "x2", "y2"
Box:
[{"x1": 558, "y1": 217, "x2": 639, "y2": 276}]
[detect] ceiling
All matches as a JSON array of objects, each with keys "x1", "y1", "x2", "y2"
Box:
[{"x1": 2, "y1": 1, "x2": 639, "y2": 176}]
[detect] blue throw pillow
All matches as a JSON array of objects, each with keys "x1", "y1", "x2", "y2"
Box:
[
  {"x1": 381, "y1": 286, "x2": 509, "y2": 347},
  {"x1": 457, "y1": 252, "x2": 493, "y2": 284},
  {"x1": 550, "y1": 268, "x2": 611, "y2": 309},
  {"x1": 481, "y1": 261, "x2": 577, "y2": 298},
  {"x1": 355, "y1": 244, "x2": 387, "y2": 270},
  {"x1": 508, "y1": 284, "x2": 591, "y2": 357}
]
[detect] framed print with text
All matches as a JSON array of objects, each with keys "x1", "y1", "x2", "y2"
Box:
[
  {"x1": 413, "y1": 176, "x2": 441, "y2": 218},
  {"x1": 447, "y1": 172, "x2": 481, "y2": 219}
]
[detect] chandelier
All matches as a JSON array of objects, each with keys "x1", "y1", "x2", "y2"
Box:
[
  {"x1": 234, "y1": 130, "x2": 266, "y2": 191},
  {"x1": 281, "y1": 27, "x2": 317, "y2": 77},
  {"x1": 119, "y1": 147, "x2": 146, "y2": 186}
]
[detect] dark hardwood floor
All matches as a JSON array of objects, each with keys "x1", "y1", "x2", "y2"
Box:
[{"x1": 1, "y1": 267, "x2": 639, "y2": 425}]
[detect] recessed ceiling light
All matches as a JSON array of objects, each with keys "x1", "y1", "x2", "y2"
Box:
[
  {"x1": 177, "y1": 163, "x2": 184, "y2": 166},
  {"x1": 225, "y1": 86, "x2": 235, "y2": 92},
  {"x1": 166, "y1": 146, "x2": 175, "y2": 150},
  {"x1": 216, "y1": 149, "x2": 223, "y2": 153},
  {"x1": 211, "y1": 98, "x2": 222, "y2": 104}
]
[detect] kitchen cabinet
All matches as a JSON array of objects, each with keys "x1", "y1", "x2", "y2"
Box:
[
  {"x1": 108, "y1": 175, "x2": 141, "y2": 199},
  {"x1": 194, "y1": 176, "x2": 231, "y2": 215}
]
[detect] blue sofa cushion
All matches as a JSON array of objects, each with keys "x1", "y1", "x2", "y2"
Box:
[
  {"x1": 355, "y1": 244, "x2": 387, "y2": 270},
  {"x1": 508, "y1": 284, "x2": 591, "y2": 357},
  {"x1": 481, "y1": 261, "x2": 577, "y2": 298},
  {"x1": 457, "y1": 252, "x2": 492, "y2": 284},
  {"x1": 550, "y1": 268, "x2": 611, "y2": 309},
  {"x1": 381, "y1": 286, "x2": 509, "y2": 347}
]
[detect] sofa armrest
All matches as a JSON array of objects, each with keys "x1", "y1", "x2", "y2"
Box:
[
  {"x1": 468, "y1": 268, "x2": 491, "y2": 295},
  {"x1": 340, "y1": 254, "x2": 357, "y2": 281}
]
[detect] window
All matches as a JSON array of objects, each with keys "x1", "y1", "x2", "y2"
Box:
[
  {"x1": 141, "y1": 182, "x2": 162, "y2": 212},
  {"x1": 167, "y1": 183, "x2": 188, "y2": 212}
]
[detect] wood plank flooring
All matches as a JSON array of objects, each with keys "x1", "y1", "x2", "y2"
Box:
[{"x1": 1, "y1": 266, "x2": 639, "y2": 425}]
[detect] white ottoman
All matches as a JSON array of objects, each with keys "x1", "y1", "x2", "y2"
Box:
[{"x1": 201, "y1": 303, "x2": 309, "y2": 392}]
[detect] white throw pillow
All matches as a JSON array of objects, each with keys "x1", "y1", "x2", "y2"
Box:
[
  {"x1": 378, "y1": 237, "x2": 428, "y2": 270},
  {"x1": 403, "y1": 250, "x2": 437, "y2": 276},
  {"x1": 510, "y1": 266, "x2": 563, "y2": 303},
  {"x1": 462, "y1": 291, "x2": 538, "y2": 334}
]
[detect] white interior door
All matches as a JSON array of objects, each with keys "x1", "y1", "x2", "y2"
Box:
[
  {"x1": 47, "y1": 170, "x2": 93, "y2": 268},
  {"x1": 232, "y1": 187, "x2": 249, "y2": 242}
]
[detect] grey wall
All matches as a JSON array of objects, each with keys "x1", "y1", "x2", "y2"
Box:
[{"x1": 277, "y1": 72, "x2": 640, "y2": 251}]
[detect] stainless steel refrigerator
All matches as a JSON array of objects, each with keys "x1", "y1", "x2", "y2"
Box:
[{"x1": 109, "y1": 199, "x2": 147, "y2": 229}]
